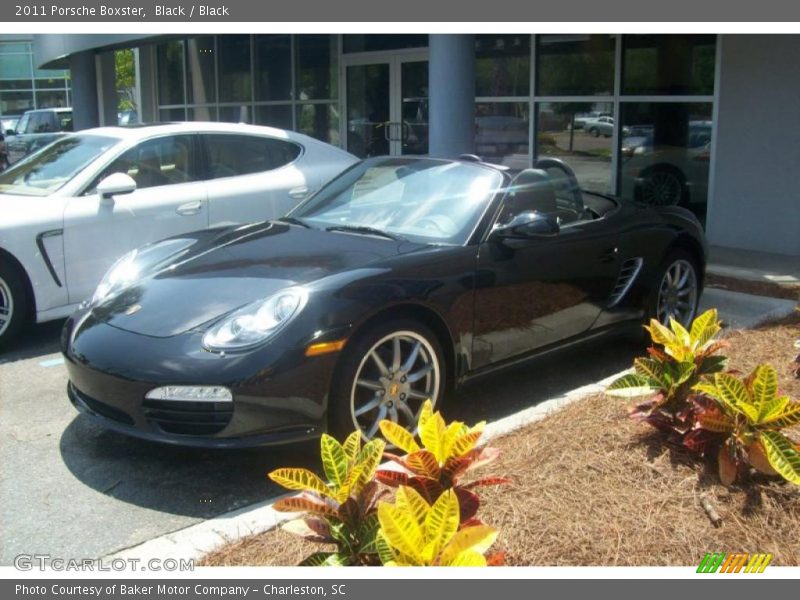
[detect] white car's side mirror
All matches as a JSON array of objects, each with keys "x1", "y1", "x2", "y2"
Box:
[{"x1": 97, "y1": 172, "x2": 137, "y2": 204}]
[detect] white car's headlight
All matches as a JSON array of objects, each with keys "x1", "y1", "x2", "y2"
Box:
[
  {"x1": 91, "y1": 238, "x2": 195, "y2": 305},
  {"x1": 202, "y1": 287, "x2": 309, "y2": 352}
]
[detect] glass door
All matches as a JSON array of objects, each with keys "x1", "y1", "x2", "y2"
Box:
[{"x1": 343, "y1": 52, "x2": 428, "y2": 158}]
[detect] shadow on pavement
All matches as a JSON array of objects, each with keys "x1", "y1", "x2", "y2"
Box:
[
  {"x1": 0, "y1": 320, "x2": 65, "y2": 364},
  {"x1": 59, "y1": 415, "x2": 320, "y2": 519}
]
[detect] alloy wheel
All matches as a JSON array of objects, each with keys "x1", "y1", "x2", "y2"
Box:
[
  {"x1": 656, "y1": 259, "x2": 698, "y2": 327},
  {"x1": 0, "y1": 276, "x2": 14, "y2": 338},
  {"x1": 349, "y1": 330, "x2": 440, "y2": 439},
  {"x1": 640, "y1": 171, "x2": 683, "y2": 206}
]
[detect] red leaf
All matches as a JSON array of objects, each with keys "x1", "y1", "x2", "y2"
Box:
[
  {"x1": 453, "y1": 487, "x2": 480, "y2": 522},
  {"x1": 718, "y1": 441, "x2": 739, "y2": 486},
  {"x1": 486, "y1": 551, "x2": 506, "y2": 566},
  {"x1": 273, "y1": 495, "x2": 338, "y2": 517},
  {"x1": 462, "y1": 476, "x2": 512, "y2": 490},
  {"x1": 408, "y1": 477, "x2": 444, "y2": 503},
  {"x1": 375, "y1": 469, "x2": 409, "y2": 487},
  {"x1": 683, "y1": 429, "x2": 718, "y2": 454}
]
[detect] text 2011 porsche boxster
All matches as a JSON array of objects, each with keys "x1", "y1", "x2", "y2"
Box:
[{"x1": 62, "y1": 156, "x2": 706, "y2": 447}]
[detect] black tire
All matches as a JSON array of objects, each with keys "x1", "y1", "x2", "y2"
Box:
[
  {"x1": 589, "y1": 127, "x2": 600, "y2": 137},
  {"x1": 0, "y1": 260, "x2": 29, "y2": 352},
  {"x1": 644, "y1": 248, "x2": 700, "y2": 330},
  {"x1": 328, "y1": 318, "x2": 446, "y2": 441}
]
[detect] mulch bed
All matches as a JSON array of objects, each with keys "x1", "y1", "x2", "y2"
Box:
[{"x1": 202, "y1": 313, "x2": 800, "y2": 567}]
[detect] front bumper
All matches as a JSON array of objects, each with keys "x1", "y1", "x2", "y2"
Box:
[{"x1": 62, "y1": 310, "x2": 341, "y2": 448}]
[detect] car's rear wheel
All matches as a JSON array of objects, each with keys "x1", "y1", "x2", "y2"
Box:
[
  {"x1": 589, "y1": 127, "x2": 600, "y2": 137},
  {"x1": 0, "y1": 261, "x2": 28, "y2": 351},
  {"x1": 328, "y1": 319, "x2": 445, "y2": 440},
  {"x1": 647, "y1": 250, "x2": 699, "y2": 329}
]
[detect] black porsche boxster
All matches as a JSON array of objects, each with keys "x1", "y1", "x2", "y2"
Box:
[{"x1": 62, "y1": 156, "x2": 706, "y2": 447}]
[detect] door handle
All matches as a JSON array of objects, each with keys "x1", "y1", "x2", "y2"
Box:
[
  {"x1": 176, "y1": 201, "x2": 202, "y2": 216},
  {"x1": 289, "y1": 186, "x2": 311, "y2": 200}
]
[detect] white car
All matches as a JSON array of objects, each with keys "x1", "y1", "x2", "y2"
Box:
[{"x1": 0, "y1": 122, "x2": 357, "y2": 349}]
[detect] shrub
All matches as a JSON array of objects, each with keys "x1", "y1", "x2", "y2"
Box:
[
  {"x1": 376, "y1": 486, "x2": 501, "y2": 566},
  {"x1": 606, "y1": 309, "x2": 728, "y2": 435},
  {"x1": 375, "y1": 400, "x2": 511, "y2": 524},
  {"x1": 692, "y1": 364, "x2": 800, "y2": 486},
  {"x1": 268, "y1": 431, "x2": 387, "y2": 565}
]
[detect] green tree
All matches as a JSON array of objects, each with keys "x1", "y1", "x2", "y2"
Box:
[{"x1": 115, "y1": 49, "x2": 136, "y2": 112}]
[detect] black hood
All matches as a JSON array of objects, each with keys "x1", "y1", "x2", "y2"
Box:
[{"x1": 94, "y1": 222, "x2": 422, "y2": 337}]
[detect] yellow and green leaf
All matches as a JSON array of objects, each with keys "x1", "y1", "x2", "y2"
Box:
[
  {"x1": 379, "y1": 420, "x2": 421, "y2": 454},
  {"x1": 342, "y1": 430, "x2": 362, "y2": 465},
  {"x1": 422, "y1": 489, "x2": 460, "y2": 562},
  {"x1": 320, "y1": 434, "x2": 349, "y2": 488},
  {"x1": 269, "y1": 468, "x2": 335, "y2": 499},
  {"x1": 377, "y1": 500, "x2": 424, "y2": 558},
  {"x1": 759, "y1": 430, "x2": 800, "y2": 485},
  {"x1": 438, "y1": 524, "x2": 498, "y2": 566}
]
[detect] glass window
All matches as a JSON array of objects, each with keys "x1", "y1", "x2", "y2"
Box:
[
  {"x1": 203, "y1": 134, "x2": 301, "y2": 179},
  {"x1": 186, "y1": 37, "x2": 216, "y2": 105},
  {"x1": 296, "y1": 35, "x2": 338, "y2": 100},
  {"x1": 255, "y1": 104, "x2": 293, "y2": 130},
  {"x1": 0, "y1": 42, "x2": 32, "y2": 54},
  {"x1": 537, "y1": 35, "x2": 615, "y2": 96},
  {"x1": 475, "y1": 35, "x2": 530, "y2": 97},
  {"x1": 157, "y1": 41, "x2": 185, "y2": 106},
  {"x1": 0, "y1": 135, "x2": 118, "y2": 196},
  {"x1": 296, "y1": 103, "x2": 340, "y2": 146},
  {"x1": 91, "y1": 135, "x2": 198, "y2": 192},
  {"x1": 218, "y1": 105, "x2": 251, "y2": 123},
  {"x1": 294, "y1": 158, "x2": 503, "y2": 245},
  {"x1": 536, "y1": 102, "x2": 614, "y2": 194},
  {"x1": 0, "y1": 53, "x2": 33, "y2": 80},
  {"x1": 35, "y1": 90, "x2": 68, "y2": 110},
  {"x1": 0, "y1": 80, "x2": 35, "y2": 90},
  {"x1": 0, "y1": 91, "x2": 34, "y2": 116},
  {"x1": 475, "y1": 102, "x2": 529, "y2": 170},
  {"x1": 254, "y1": 35, "x2": 290, "y2": 101},
  {"x1": 619, "y1": 102, "x2": 712, "y2": 224},
  {"x1": 159, "y1": 107, "x2": 186, "y2": 121},
  {"x1": 343, "y1": 35, "x2": 427, "y2": 53},
  {"x1": 219, "y1": 35, "x2": 252, "y2": 103},
  {"x1": 188, "y1": 106, "x2": 217, "y2": 121},
  {"x1": 623, "y1": 35, "x2": 716, "y2": 96}
]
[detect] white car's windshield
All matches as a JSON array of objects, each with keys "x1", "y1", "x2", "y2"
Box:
[
  {"x1": 0, "y1": 134, "x2": 117, "y2": 197},
  {"x1": 291, "y1": 158, "x2": 504, "y2": 245}
]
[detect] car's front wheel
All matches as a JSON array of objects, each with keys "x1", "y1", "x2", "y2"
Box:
[
  {"x1": 0, "y1": 261, "x2": 28, "y2": 352},
  {"x1": 646, "y1": 250, "x2": 700, "y2": 329},
  {"x1": 328, "y1": 319, "x2": 445, "y2": 440}
]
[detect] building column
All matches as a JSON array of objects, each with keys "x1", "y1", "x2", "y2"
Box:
[
  {"x1": 68, "y1": 51, "x2": 99, "y2": 130},
  {"x1": 428, "y1": 34, "x2": 475, "y2": 158},
  {"x1": 97, "y1": 51, "x2": 118, "y2": 126},
  {"x1": 136, "y1": 45, "x2": 158, "y2": 123}
]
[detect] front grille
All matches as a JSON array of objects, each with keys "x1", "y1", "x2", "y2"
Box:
[
  {"x1": 72, "y1": 385, "x2": 135, "y2": 425},
  {"x1": 607, "y1": 257, "x2": 644, "y2": 308},
  {"x1": 142, "y1": 399, "x2": 233, "y2": 436}
]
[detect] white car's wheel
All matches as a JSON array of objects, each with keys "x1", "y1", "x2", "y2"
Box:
[{"x1": 0, "y1": 261, "x2": 28, "y2": 351}]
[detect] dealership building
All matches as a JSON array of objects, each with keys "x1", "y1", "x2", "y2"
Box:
[{"x1": 4, "y1": 33, "x2": 799, "y2": 257}]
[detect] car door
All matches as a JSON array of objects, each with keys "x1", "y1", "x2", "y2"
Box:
[
  {"x1": 62, "y1": 133, "x2": 209, "y2": 305},
  {"x1": 201, "y1": 133, "x2": 311, "y2": 226},
  {"x1": 471, "y1": 166, "x2": 621, "y2": 369}
]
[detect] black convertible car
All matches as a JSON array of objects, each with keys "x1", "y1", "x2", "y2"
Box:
[{"x1": 62, "y1": 156, "x2": 706, "y2": 447}]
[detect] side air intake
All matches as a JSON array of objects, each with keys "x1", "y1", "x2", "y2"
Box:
[{"x1": 607, "y1": 257, "x2": 644, "y2": 307}]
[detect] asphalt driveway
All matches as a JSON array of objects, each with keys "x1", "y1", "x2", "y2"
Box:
[{"x1": 0, "y1": 318, "x2": 642, "y2": 564}]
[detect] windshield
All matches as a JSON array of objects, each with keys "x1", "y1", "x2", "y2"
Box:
[
  {"x1": 0, "y1": 134, "x2": 117, "y2": 196},
  {"x1": 290, "y1": 158, "x2": 503, "y2": 245}
]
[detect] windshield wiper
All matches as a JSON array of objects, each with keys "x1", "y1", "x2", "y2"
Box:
[
  {"x1": 276, "y1": 216, "x2": 311, "y2": 228},
  {"x1": 325, "y1": 224, "x2": 405, "y2": 241}
]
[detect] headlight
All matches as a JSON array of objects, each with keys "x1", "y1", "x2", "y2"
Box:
[
  {"x1": 202, "y1": 287, "x2": 309, "y2": 352},
  {"x1": 91, "y1": 238, "x2": 195, "y2": 305}
]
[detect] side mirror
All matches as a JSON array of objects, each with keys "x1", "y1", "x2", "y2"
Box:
[
  {"x1": 96, "y1": 172, "x2": 136, "y2": 204},
  {"x1": 5, "y1": 129, "x2": 15, "y2": 136},
  {"x1": 491, "y1": 211, "x2": 560, "y2": 240}
]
